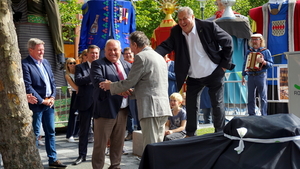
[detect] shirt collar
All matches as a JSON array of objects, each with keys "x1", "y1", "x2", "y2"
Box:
[
  {"x1": 251, "y1": 47, "x2": 264, "y2": 52},
  {"x1": 182, "y1": 23, "x2": 197, "y2": 36},
  {"x1": 87, "y1": 61, "x2": 92, "y2": 68},
  {"x1": 30, "y1": 55, "x2": 43, "y2": 64}
]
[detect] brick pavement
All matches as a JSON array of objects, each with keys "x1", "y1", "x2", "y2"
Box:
[{"x1": 39, "y1": 131, "x2": 141, "y2": 169}]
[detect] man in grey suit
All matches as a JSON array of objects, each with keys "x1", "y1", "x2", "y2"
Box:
[
  {"x1": 90, "y1": 39, "x2": 136, "y2": 169},
  {"x1": 100, "y1": 31, "x2": 172, "y2": 151}
]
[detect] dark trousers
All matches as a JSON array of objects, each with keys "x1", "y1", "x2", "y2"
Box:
[
  {"x1": 186, "y1": 66, "x2": 225, "y2": 136},
  {"x1": 202, "y1": 108, "x2": 212, "y2": 124},
  {"x1": 126, "y1": 114, "x2": 134, "y2": 134},
  {"x1": 78, "y1": 106, "x2": 93, "y2": 157},
  {"x1": 66, "y1": 91, "x2": 79, "y2": 138}
]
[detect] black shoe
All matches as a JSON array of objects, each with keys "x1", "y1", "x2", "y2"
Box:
[
  {"x1": 124, "y1": 133, "x2": 132, "y2": 141},
  {"x1": 49, "y1": 160, "x2": 67, "y2": 168},
  {"x1": 72, "y1": 156, "x2": 86, "y2": 165}
]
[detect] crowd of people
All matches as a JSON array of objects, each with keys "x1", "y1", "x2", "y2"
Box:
[{"x1": 20, "y1": 4, "x2": 274, "y2": 168}]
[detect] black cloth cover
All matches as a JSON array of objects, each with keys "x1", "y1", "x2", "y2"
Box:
[
  {"x1": 139, "y1": 114, "x2": 300, "y2": 169},
  {"x1": 215, "y1": 17, "x2": 252, "y2": 39}
]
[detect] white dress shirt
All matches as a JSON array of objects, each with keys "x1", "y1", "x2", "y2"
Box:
[{"x1": 182, "y1": 24, "x2": 217, "y2": 78}]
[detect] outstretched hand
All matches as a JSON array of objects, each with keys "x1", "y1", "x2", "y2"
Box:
[
  {"x1": 118, "y1": 88, "x2": 133, "y2": 97},
  {"x1": 99, "y1": 79, "x2": 112, "y2": 91}
]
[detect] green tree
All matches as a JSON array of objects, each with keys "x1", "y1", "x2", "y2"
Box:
[
  {"x1": 134, "y1": 0, "x2": 269, "y2": 39},
  {"x1": 58, "y1": 0, "x2": 83, "y2": 42}
]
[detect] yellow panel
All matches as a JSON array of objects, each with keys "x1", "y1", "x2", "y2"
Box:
[{"x1": 64, "y1": 44, "x2": 75, "y2": 58}]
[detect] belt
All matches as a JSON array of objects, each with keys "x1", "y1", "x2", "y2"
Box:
[{"x1": 248, "y1": 72, "x2": 266, "y2": 76}]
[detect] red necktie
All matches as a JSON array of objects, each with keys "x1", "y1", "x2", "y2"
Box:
[
  {"x1": 114, "y1": 62, "x2": 125, "y2": 80},
  {"x1": 114, "y1": 62, "x2": 127, "y2": 98}
]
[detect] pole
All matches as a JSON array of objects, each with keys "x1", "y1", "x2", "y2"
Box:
[{"x1": 201, "y1": 6, "x2": 204, "y2": 20}]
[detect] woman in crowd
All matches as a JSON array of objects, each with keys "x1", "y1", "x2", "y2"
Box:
[{"x1": 65, "y1": 58, "x2": 79, "y2": 142}]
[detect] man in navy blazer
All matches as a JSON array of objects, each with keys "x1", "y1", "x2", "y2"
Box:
[
  {"x1": 22, "y1": 38, "x2": 66, "y2": 168},
  {"x1": 156, "y1": 7, "x2": 235, "y2": 136},
  {"x1": 90, "y1": 39, "x2": 136, "y2": 169},
  {"x1": 73, "y1": 45, "x2": 99, "y2": 165}
]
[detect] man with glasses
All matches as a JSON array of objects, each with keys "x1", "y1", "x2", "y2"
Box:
[
  {"x1": 242, "y1": 33, "x2": 273, "y2": 116},
  {"x1": 123, "y1": 47, "x2": 134, "y2": 64}
]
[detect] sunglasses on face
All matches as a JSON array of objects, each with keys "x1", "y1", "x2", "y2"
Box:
[
  {"x1": 68, "y1": 62, "x2": 76, "y2": 65},
  {"x1": 251, "y1": 38, "x2": 261, "y2": 41}
]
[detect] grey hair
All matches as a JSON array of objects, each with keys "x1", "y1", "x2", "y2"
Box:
[
  {"x1": 105, "y1": 39, "x2": 121, "y2": 49},
  {"x1": 178, "y1": 6, "x2": 194, "y2": 16},
  {"x1": 27, "y1": 38, "x2": 45, "y2": 49},
  {"x1": 129, "y1": 31, "x2": 149, "y2": 48}
]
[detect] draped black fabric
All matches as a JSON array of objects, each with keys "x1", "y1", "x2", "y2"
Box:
[
  {"x1": 267, "y1": 85, "x2": 289, "y2": 115},
  {"x1": 139, "y1": 114, "x2": 300, "y2": 169}
]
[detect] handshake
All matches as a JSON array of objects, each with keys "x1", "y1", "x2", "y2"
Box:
[{"x1": 99, "y1": 80, "x2": 133, "y2": 97}]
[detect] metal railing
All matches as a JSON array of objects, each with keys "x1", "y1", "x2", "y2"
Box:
[
  {"x1": 56, "y1": 65, "x2": 288, "y2": 126},
  {"x1": 54, "y1": 86, "x2": 71, "y2": 127}
]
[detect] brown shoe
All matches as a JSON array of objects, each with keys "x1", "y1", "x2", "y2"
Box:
[
  {"x1": 49, "y1": 160, "x2": 67, "y2": 168},
  {"x1": 124, "y1": 133, "x2": 132, "y2": 141}
]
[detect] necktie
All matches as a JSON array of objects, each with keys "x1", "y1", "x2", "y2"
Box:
[
  {"x1": 114, "y1": 62, "x2": 127, "y2": 98},
  {"x1": 114, "y1": 62, "x2": 125, "y2": 80}
]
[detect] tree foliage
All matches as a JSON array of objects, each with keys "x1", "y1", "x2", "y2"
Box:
[
  {"x1": 57, "y1": 0, "x2": 269, "y2": 42},
  {"x1": 134, "y1": 0, "x2": 269, "y2": 39},
  {"x1": 58, "y1": 0, "x2": 83, "y2": 42}
]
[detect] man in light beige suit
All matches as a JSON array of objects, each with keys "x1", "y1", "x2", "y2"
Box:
[{"x1": 100, "y1": 31, "x2": 172, "y2": 151}]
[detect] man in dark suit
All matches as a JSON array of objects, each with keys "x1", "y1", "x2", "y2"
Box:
[
  {"x1": 155, "y1": 7, "x2": 235, "y2": 136},
  {"x1": 22, "y1": 38, "x2": 66, "y2": 168},
  {"x1": 73, "y1": 45, "x2": 99, "y2": 165},
  {"x1": 90, "y1": 39, "x2": 136, "y2": 169}
]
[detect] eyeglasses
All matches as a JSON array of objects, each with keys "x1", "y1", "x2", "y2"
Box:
[{"x1": 68, "y1": 62, "x2": 76, "y2": 65}]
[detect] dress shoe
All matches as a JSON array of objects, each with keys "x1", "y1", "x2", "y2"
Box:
[
  {"x1": 124, "y1": 133, "x2": 132, "y2": 141},
  {"x1": 72, "y1": 156, "x2": 86, "y2": 165},
  {"x1": 88, "y1": 137, "x2": 94, "y2": 143},
  {"x1": 123, "y1": 148, "x2": 128, "y2": 155},
  {"x1": 49, "y1": 160, "x2": 67, "y2": 168}
]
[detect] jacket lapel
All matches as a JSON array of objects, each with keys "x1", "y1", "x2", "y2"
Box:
[
  {"x1": 196, "y1": 20, "x2": 209, "y2": 55},
  {"x1": 28, "y1": 56, "x2": 46, "y2": 83},
  {"x1": 120, "y1": 59, "x2": 129, "y2": 75},
  {"x1": 105, "y1": 58, "x2": 119, "y2": 80},
  {"x1": 84, "y1": 62, "x2": 90, "y2": 75},
  {"x1": 196, "y1": 20, "x2": 205, "y2": 45}
]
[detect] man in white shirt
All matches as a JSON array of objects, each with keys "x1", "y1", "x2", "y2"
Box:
[{"x1": 156, "y1": 7, "x2": 234, "y2": 136}]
